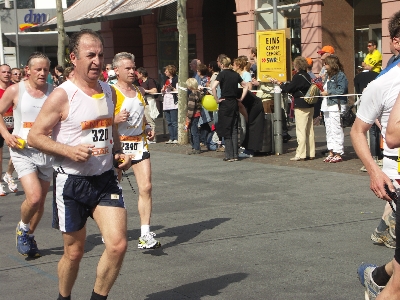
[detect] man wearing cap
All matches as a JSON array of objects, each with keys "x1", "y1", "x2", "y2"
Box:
[
  {"x1": 306, "y1": 57, "x2": 316, "y2": 79},
  {"x1": 317, "y1": 45, "x2": 335, "y2": 80},
  {"x1": 362, "y1": 40, "x2": 382, "y2": 73}
]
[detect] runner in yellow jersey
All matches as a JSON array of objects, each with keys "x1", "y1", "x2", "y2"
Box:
[{"x1": 112, "y1": 52, "x2": 160, "y2": 250}]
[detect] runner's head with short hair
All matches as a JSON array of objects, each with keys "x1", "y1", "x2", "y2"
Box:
[
  {"x1": 25, "y1": 52, "x2": 50, "y2": 86},
  {"x1": 112, "y1": 52, "x2": 135, "y2": 69},
  {"x1": 26, "y1": 52, "x2": 50, "y2": 68},
  {"x1": 68, "y1": 29, "x2": 104, "y2": 59}
]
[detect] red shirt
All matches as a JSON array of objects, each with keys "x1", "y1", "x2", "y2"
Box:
[{"x1": 0, "y1": 87, "x2": 13, "y2": 129}]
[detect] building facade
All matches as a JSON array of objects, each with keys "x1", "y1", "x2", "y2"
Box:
[{"x1": 98, "y1": 0, "x2": 393, "y2": 92}]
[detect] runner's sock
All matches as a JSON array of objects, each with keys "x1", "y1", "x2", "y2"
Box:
[
  {"x1": 57, "y1": 293, "x2": 71, "y2": 300},
  {"x1": 372, "y1": 265, "x2": 391, "y2": 286},
  {"x1": 19, "y1": 220, "x2": 30, "y2": 232},
  {"x1": 376, "y1": 218, "x2": 389, "y2": 232},
  {"x1": 141, "y1": 224, "x2": 150, "y2": 236},
  {"x1": 90, "y1": 290, "x2": 107, "y2": 300}
]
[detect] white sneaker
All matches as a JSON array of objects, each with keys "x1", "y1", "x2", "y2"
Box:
[
  {"x1": 3, "y1": 173, "x2": 17, "y2": 192},
  {"x1": 138, "y1": 232, "x2": 161, "y2": 249},
  {"x1": 0, "y1": 184, "x2": 6, "y2": 196},
  {"x1": 165, "y1": 140, "x2": 173, "y2": 144},
  {"x1": 172, "y1": 140, "x2": 178, "y2": 144}
]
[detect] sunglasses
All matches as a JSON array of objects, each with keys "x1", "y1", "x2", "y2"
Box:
[
  {"x1": 367, "y1": 44, "x2": 374, "y2": 47},
  {"x1": 13, "y1": 73, "x2": 20, "y2": 75}
]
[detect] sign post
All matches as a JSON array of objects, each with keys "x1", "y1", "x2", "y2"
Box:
[{"x1": 256, "y1": 29, "x2": 286, "y2": 155}]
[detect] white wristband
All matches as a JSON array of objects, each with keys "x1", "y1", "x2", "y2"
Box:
[{"x1": 145, "y1": 124, "x2": 152, "y2": 130}]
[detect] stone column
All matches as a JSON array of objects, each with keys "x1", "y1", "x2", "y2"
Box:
[
  {"x1": 381, "y1": 0, "x2": 398, "y2": 67},
  {"x1": 298, "y1": 0, "x2": 323, "y2": 74},
  {"x1": 100, "y1": 21, "x2": 115, "y2": 64},
  {"x1": 139, "y1": 14, "x2": 158, "y2": 79},
  {"x1": 235, "y1": 0, "x2": 256, "y2": 57}
]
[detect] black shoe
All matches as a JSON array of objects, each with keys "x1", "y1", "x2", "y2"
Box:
[
  {"x1": 283, "y1": 134, "x2": 292, "y2": 143},
  {"x1": 223, "y1": 158, "x2": 234, "y2": 162},
  {"x1": 187, "y1": 150, "x2": 201, "y2": 155}
]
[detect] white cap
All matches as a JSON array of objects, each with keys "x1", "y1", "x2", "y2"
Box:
[{"x1": 108, "y1": 70, "x2": 116, "y2": 77}]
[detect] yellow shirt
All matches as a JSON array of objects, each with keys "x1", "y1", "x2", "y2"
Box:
[{"x1": 364, "y1": 49, "x2": 382, "y2": 73}]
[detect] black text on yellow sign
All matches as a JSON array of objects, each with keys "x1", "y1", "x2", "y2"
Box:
[{"x1": 256, "y1": 30, "x2": 287, "y2": 82}]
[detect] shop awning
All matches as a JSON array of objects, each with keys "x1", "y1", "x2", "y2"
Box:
[
  {"x1": 30, "y1": 0, "x2": 177, "y2": 31},
  {"x1": 4, "y1": 31, "x2": 69, "y2": 46}
]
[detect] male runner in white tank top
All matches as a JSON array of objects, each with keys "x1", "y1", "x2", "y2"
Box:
[
  {"x1": 0, "y1": 53, "x2": 53, "y2": 258},
  {"x1": 28, "y1": 30, "x2": 130, "y2": 300},
  {"x1": 112, "y1": 52, "x2": 160, "y2": 249}
]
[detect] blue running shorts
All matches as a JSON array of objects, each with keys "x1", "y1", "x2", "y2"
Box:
[{"x1": 53, "y1": 169, "x2": 125, "y2": 232}]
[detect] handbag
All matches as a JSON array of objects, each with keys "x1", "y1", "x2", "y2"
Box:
[
  {"x1": 299, "y1": 74, "x2": 320, "y2": 104},
  {"x1": 338, "y1": 102, "x2": 356, "y2": 128}
]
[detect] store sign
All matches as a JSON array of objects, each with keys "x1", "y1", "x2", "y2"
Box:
[
  {"x1": 257, "y1": 30, "x2": 287, "y2": 82},
  {"x1": 24, "y1": 10, "x2": 48, "y2": 23},
  {"x1": 19, "y1": 10, "x2": 49, "y2": 31}
]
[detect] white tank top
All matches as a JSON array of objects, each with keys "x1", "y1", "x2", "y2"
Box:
[
  {"x1": 13, "y1": 81, "x2": 53, "y2": 142},
  {"x1": 52, "y1": 80, "x2": 114, "y2": 176}
]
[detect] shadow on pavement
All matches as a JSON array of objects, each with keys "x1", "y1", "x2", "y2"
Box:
[
  {"x1": 144, "y1": 272, "x2": 248, "y2": 300},
  {"x1": 140, "y1": 218, "x2": 231, "y2": 256}
]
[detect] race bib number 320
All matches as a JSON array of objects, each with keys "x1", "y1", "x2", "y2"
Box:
[{"x1": 81, "y1": 118, "x2": 113, "y2": 156}]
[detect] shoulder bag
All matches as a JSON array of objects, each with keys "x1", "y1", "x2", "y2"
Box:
[
  {"x1": 338, "y1": 102, "x2": 356, "y2": 128},
  {"x1": 299, "y1": 74, "x2": 320, "y2": 105}
]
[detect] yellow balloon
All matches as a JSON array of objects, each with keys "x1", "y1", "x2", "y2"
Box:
[{"x1": 201, "y1": 95, "x2": 218, "y2": 111}]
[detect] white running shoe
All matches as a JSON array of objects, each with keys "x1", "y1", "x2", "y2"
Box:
[
  {"x1": 3, "y1": 173, "x2": 17, "y2": 193},
  {"x1": 138, "y1": 232, "x2": 161, "y2": 249},
  {"x1": 0, "y1": 184, "x2": 5, "y2": 196}
]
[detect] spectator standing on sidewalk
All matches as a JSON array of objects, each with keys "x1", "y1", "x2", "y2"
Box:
[
  {"x1": 197, "y1": 64, "x2": 212, "y2": 146},
  {"x1": 185, "y1": 78, "x2": 202, "y2": 155},
  {"x1": 211, "y1": 55, "x2": 250, "y2": 162},
  {"x1": 362, "y1": 40, "x2": 382, "y2": 74},
  {"x1": 270, "y1": 57, "x2": 314, "y2": 161},
  {"x1": 320, "y1": 55, "x2": 348, "y2": 163},
  {"x1": 317, "y1": 45, "x2": 335, "y2": 80},
  {"x1": 137, "y1": 67, "x2": 159, "y2": 143},
  {"x1": 162, "y1": 65, "x2": 178, "y2": 144}
]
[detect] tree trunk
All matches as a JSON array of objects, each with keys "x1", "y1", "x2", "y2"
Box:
[
  {"x1": 177, "y1": 0, "x2": 188, "y2": 144},
  {"x1": 56, "y1": 0, "x2": 66, "y2": 67}
]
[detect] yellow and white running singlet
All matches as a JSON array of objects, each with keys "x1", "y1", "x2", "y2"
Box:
[
  {"x1": 52, "y1": 80, "x2": 114, "y2": 176},
  {"x1": 113, "y1": 85, "x2": 148, "y2": 160}
]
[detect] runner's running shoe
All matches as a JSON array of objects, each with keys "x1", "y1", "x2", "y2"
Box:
[
  {"x1": 138, "y1": 232, "x2": 161, "y2": 249},
  {"x1": 371, "y1": 229, "x2": 396, "y2": 248},
  {"x1": 357, "y1": 263, "x2": 384, "y2": 300},
  {"x1": 3, "y1": 173, "x2": 17, "y2": 192},
  {"x1": 28, "y1": 236, "x2": 41, "y2": 258},
  {"x1": 16, "y1": 223, "x2": 31, "y2": 255},
  {"x1": 0, "y1": 184, "x2": 5, "y2": 196},
  {"x1": 385, "y1": 212, "x2": 396, "y2": 240}
]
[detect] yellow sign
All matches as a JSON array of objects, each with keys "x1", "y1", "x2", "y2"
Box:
[{"x1": 257, "y1": 30, "x2": 287, "y2": 82}]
